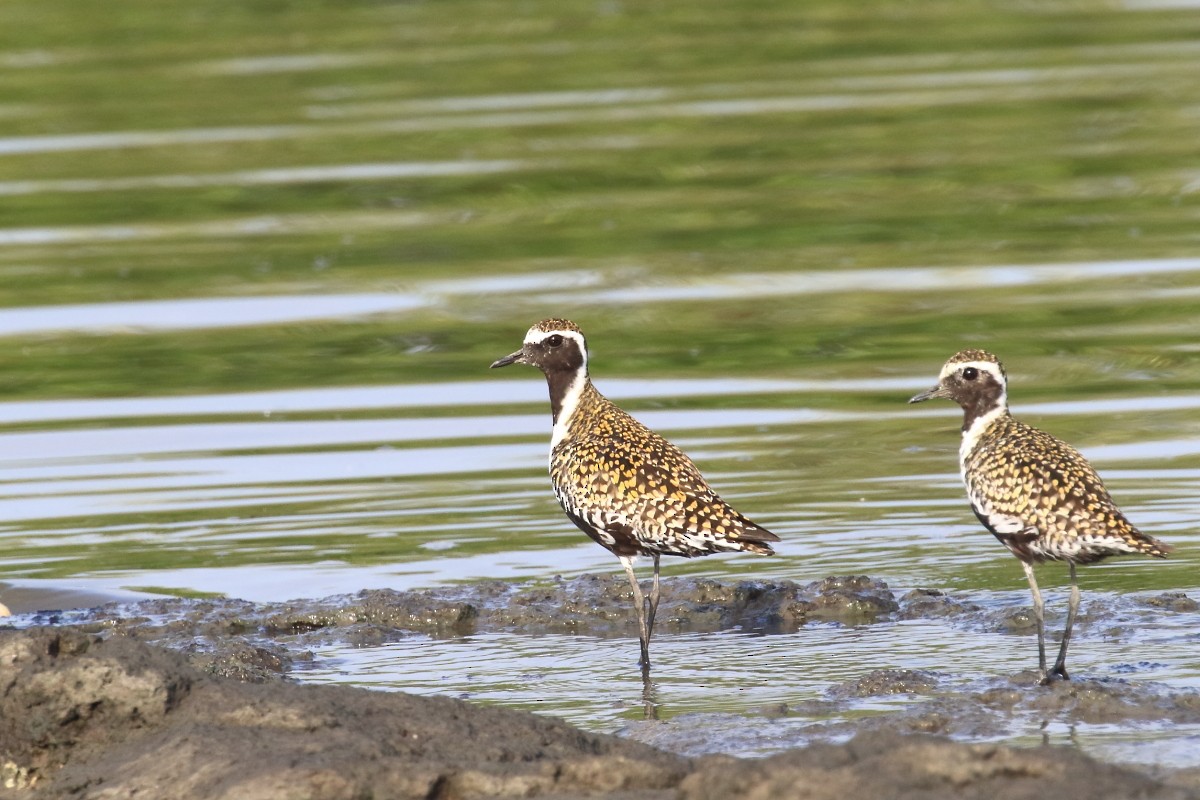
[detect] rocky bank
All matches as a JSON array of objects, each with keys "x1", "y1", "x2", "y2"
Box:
[{"x1": 2, "y1": 575, "x2": 1199, "y2": 799}]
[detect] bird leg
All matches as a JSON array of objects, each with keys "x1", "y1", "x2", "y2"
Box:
[
  {"x1": 620, "y1": 556, "x2": 652, "y2": 670},
  {"x1": 1021, "y1": 561, "x2": 1049, "y2": 685},
  {"x1": 647, "y1": 554, "x2": 661, "y2": 639},
  {"x1": 1051, "y1": 562, "x2": 1078, "y2": 681}
]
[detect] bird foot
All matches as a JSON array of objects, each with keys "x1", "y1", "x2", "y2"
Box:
[{"x1": 1036, "y1": 668, "x2": 1070, "y2": 686}]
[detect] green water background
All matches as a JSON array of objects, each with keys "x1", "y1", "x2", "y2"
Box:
[{"x1": 2, "y1": 0, "x2": 1200, "y2": 760}]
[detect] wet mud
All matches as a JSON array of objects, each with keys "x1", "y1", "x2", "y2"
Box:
[
  {"x1": 628, "y1": 669, "x2": 1200, "y2": 764},
  {"x1": 3, "y1": 575, "x2": 1200, "y2": 798},
  {"x1": 37, "y1": 574, "x2": 917, "y2": 680},
  {"x1": 1, "y1": 626, "x2": 1195, "y2": 800}
]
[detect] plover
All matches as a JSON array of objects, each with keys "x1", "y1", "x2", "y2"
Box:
[
  {"x1": 492, "y1": 318, "x2": 779, "y2": 670},
  {"x1": 910, "y1": 349, "x2": 1171, "y2": 684}
]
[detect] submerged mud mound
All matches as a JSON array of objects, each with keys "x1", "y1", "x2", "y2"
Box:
[
  {"x1": 54, "y1": 574, "x2": 912, "y2": 681},
  {"x1": 626, "y1": 668, "x2": 1200, "y2": 769},
  {"x1": 23, "y1": 574, "x2": 1195, "y2": 698},
  {"x1": 0, "y1": 627, "x2": 1190, "y2": 800},
  {"x1": 823, "y1": 670, "x2": 1200, "y2": 746}
]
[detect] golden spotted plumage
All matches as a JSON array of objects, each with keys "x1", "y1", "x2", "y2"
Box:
[
  {"x1": 965, "y1": 413, "x2": 1170, "y2": 564},
  {"x1": 550, "y1": 381, "x2": 776, "y2": 558},
  {"x1": 911, "y1": 348, "x2": 1170, "y2": 684},
  {"x1": 492, "y1": 317, "x2": 778, "y2": 670}
]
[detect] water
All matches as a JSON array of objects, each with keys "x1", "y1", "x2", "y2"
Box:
[{"x1": 3, "y1": 0, "x2": 1200, "y2": 771}]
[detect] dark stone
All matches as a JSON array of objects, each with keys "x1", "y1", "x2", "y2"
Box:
[{"x1": 828, "y1": 669, "x2": 940, "y2": 698}]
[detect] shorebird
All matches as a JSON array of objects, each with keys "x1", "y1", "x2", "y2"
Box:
[
  {"x1": 909, "y1": 349, "x2": 1171, "y2": 684},
  {"x1": 491, "y1": 318, "x2": 779, "y2": 670}
]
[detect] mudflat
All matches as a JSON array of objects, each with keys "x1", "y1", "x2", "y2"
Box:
[
  {"x1": 2, "y1": 626, "x2": 1195, "y2": 800},
  {"x1": 3, "y1": 576, "x2": 1200, "y2": 798}
]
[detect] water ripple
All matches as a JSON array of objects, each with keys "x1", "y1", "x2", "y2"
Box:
[{"x1": 0, "y1": 159, "x2": 534, "y2": 197}]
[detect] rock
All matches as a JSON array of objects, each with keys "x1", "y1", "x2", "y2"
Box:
[
  {"x1": 1019, "y1": 678, "x2": 1200, "y2": 724},
  {"x1": 0, "y1": 627, "x2": 685, "y2": 799},
  {"x1": 828, "y1": 669, "x2": 940, "y2": 698},
  {"x1": 803, "y1": 576, "x2": 899, "y2": 621},
  {"x1": 262, "y1": 588, "x2": 478, "y2": 635},
  {"x1": 179, "y1": 639, "x2": 293, "y2": 682},
  {"x1": 898, "y1": 588, "x2": 979, "y2": 619},
  {"x1": 1140, "y1": 592, "x2": 1200, "y2": 613},
  {"x1": 677, "y1": 731, "x2": 1191, "y2": 800}
]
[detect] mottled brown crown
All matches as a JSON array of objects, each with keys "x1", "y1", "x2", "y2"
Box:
[{"x1": 529, "y1": 318, "x2": 583, "y2": 336}]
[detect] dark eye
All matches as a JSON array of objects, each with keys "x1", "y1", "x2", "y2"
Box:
[
  {"x1": 962, "y1": 367, "x2": 978, "y2": 381},
  {"x1": 546, "y1": 334, "x2": 564, "y2": 347}
]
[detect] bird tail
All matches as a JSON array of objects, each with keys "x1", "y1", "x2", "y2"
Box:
[
  {"x1": 735, "y1": 523, "x2": 780, "y2": 556},
  {"x1": 1135, "y1": 532, "x2": 1172, "y2": 559}
]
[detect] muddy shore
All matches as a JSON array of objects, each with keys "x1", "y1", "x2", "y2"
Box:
[{"x1": 3, "y1": 575, "x2": 1200, "y2": 798}]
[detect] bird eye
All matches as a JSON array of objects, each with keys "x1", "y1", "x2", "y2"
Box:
[
  {"x1": 546, "y1": 334, "x2": 564, "y2": 347},
  {"x1": 962, "y1": 367, "x2": 979, "y2": 381}
]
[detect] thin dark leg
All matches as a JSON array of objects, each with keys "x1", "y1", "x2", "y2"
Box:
[
  {"x1": 1051, "y1": 562, "x2": 1078, "y2": 680},
  {"x1": 647, "y1": 554, "x2": 661, "y2": 640},
  {"x1": 620, "y1": 556, "x2": 651, "y2": 670},
  {"x1": 1021, "y1": 561, "x2": 1049, "y2": 684},
  {"x1": 640, "y1": 558, "x2": 662, "y2": 716}
]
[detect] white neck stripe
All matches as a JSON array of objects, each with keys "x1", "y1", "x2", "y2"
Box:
[
  {"x1": 960, "y1": 403, "x2": 1007, "y2": 463},
  {"x1": 550, "y1": 369, "x2": 586, "y2": 449}
]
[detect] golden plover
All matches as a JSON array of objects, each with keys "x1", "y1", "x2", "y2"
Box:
[
  {"x1": 910, "y1": 349, "x2": 1171, "y2": 684},
  {"x1": 491, "y1": 318, "x2": 779, "y2": 670}
]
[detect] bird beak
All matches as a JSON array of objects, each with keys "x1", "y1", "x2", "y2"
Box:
[
  {"x1": 490, "y1": 348, "x2": 527, "y2": 369},
  {"x1": 908, "y1": 384, "x2": 949, "y2": 404}
]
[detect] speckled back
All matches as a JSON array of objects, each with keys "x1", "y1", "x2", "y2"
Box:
[
  {"x1": 964, "y1": 414, "x2": 1170, "y2": 564},
  {"x1": 550, "y1": 382, "x2": 777, "y2": 558}
]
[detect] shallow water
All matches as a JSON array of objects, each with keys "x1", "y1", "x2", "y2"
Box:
[{"x1": 3, "y1": 0, "x2": 1200, "y2": 771}]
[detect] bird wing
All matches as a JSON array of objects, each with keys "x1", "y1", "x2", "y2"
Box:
[
  {"x1": 552, "y1": 422, "x2": 776, "y2": 556},
  {"x1": 966, "y1": 418, "x2": 1166, "y2": 559}
]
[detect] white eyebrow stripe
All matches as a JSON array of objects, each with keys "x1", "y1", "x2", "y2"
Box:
[
  {"x1": 939, "y1": 359, "x2": 1005, "y2": 383},
  {"x1": 523, "y1": 328, "x2": 586, "y2": 348}
]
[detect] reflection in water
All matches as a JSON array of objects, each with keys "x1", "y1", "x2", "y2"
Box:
[
  {"x1": 0, "y1": 159, "x2": 532, "y2": 196},
  {"x1": 2, "y1": 362, "x2": 1195, "y2": 766},
  {"x1": 0, "y1": 376, "x2": 840, "y2": 423},
  {"x1": 306, "y1": 87, "x2": 675, "y2": 118},
  {"x1": 3, "y1": 257, "x2": 1199, "y2": 341},
  {"x1": 0, "y1": 209, "x2": 444, "y2": 246},
  {"x1": 8, "y1": 49, "x2": 1200, "y2": 155},
  {"x1": 0, "y1": 294, "x2": 423, "y2": 335},
  {"x1": 542, "y1": 258, "x2": 1200, "y2": 305},
  {"x1": 297, "y1": 611, "x2": 1200, "y2": 765},
  {"x1": 642, "y1": 672, "x2": 660, "y2": 721},
  {"x1": 187, "y1": 53, "x2": 394, "y2": 75},
  {"x1": 7, "y1": 0, "x2": 1200, "y2": 767}
]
